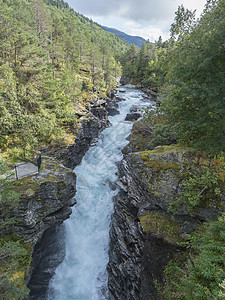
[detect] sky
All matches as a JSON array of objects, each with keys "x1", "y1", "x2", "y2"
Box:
[{"x1": 65, "y1": 0, "x2": 207, "y2": 42}]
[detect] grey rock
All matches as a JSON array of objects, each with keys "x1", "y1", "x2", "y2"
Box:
[
  {"x1": 28, "y1": 225, "x2": 66, "y2": 300},
  {"x1": 130, "y1": 105, "x2": 139, "y2": 113},
  {"x1": 108, "y1": 145, "x2": 224, "y2": 299},
  {"x1": 9, "y1": 157, "x2": 76, "y2": 298},
  {"x1": 108, "y1": 107, "x2": 120, "y2": 116},
  {"x1": 12, "y1": 157, "x2": 76, "y2": 244},
  {"x1": 125, "y1": 112, "x2": 142, "y2": 121}
]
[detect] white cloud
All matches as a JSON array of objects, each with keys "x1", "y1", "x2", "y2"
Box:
[{"x1": 66, "y1": 0, "x2": 207, "y2": 41}]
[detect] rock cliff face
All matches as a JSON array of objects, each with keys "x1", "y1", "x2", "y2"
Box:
[
  {"x1": 13, "y1": 157, "x2": 76, "y2": 243},
  {"x1": 20, "y1": 94, "x2": 119, "y2": 298},
  {"x1": 108, "y1": 145, "x2": 224, "y2": 299},
  {"x1": 43, "y1": 94, "x2": 120, "y2": 169},
  {"x1": 11, "y1": 157, "x2": 76, "y2": 298}
]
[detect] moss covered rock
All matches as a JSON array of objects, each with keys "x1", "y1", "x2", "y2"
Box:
[
  {"x1": 11, "y1": 157, "x2": 76, "y2": 244},
  {"x1": 140, "y1": 212, "x2": 180, "y2": 245},
  {"x1": 108, "y1": 144, "x2": 224, "y2": 299}
]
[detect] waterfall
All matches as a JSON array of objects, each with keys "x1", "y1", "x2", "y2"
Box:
[{"x1": 48, "y1": 87, "x2": 153, "y2": 300}]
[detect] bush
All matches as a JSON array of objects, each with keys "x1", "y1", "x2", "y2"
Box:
[
  {"x1": 148, "y1": 124, "x2": 177, "y2": 149},
  {"x1": 162, "y1": 218, "x2": 225, "y2": 299},
  {"x1": 0, "y1": 238, "x2": 30, "y2": 299},
  {"x1": 169, "y1": 155, "x2": 225, "y2": 214}
]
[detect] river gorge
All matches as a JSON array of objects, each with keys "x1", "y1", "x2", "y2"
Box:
[
  {"x1": 46, "y1": 87, "x2": 153, "y2": 299},
  {"x1": 8, "y1": 84, "x2": 224, "y2": 300}
]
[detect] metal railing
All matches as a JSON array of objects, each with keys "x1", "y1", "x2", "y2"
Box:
[
  {"x1": 13, "y1": 154, "x2": 42, "y2": 180},
  {"x1": 0, "y1": 135, "x2": 42, "y2": 180}
]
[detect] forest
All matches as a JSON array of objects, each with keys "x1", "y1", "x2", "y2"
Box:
[
  {"x1": 118, "y1": 1, "x2": 225, "y2": 298},
  {"x1": 0, "y1": 0, "x2": 128, "y2": 161},
  {"x1": 0, "y1": 0, "x2": 225, "y2": 298}
]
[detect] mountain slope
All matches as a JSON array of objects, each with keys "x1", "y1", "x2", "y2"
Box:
[
  {"x1": 0, "y1": 0, "x2": 130, "y2": 159},
  {"x1": 102, "y1": 26, "x2": 146, "y2": 48}
]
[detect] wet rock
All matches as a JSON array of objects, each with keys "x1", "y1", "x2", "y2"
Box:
[
  {"x1": 28, "y1": 225, "x2": 65, "y2": 300},
  {"x1": 125, "y1": 112, "x2": 142, "y2": 121},
  {"x1": 108, "y1": 107, "x2": 120, "y2": 116},
  {"x1": 118, "y1": 88, "x2": 126, "y2": 93},
  {"x1": 115, "y1": 95, "x2": 126, "y2": 102},
  {"x1": 130, "y1": 105, "x2": 139, "y2": 113}
]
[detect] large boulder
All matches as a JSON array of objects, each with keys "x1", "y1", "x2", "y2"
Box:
[{"x1": 12, "y1": 157, "x2": 76, "y2": 244}]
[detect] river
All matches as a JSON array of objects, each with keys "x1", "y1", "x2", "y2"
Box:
[{"x1": 48, "y1": 87, "x2": 154, "y2": 299}]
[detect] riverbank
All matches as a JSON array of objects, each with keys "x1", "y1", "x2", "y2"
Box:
[
  {"x1": 107, "y1": 118, "x2": 225, "y2": 299},
  {"x1": 47, "y1": 86, "x2": 153, "y2": 299},
  {"x1": 0, "y1": 88, "x2": 122, "y2": 299}
]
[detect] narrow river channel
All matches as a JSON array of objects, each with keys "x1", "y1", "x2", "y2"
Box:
[{"x1": 48, "y1": 87, "x2": 154, "y2": 299}]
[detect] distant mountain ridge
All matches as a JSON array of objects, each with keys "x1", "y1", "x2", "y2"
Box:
[{"x1": 102, "y1": 26, "x2": 146, "y2": 48}]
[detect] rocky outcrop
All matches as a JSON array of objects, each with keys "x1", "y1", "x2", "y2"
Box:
[
  {"x1": 12, "y1": 157, "x2": 76, "y2": 243},
  {"x1": 42, "y1": 95, "x2": 120, "y2": 169},
  {"x1": 125, "y1": 112, "x2": 142, "y2": 121},
  {"x1": 108, "y1": 145, "x2": 224, "y2": 299},
  {"x1": 19, "y1": 93, "x2": 122, "y2": 298},
  {"x1": 122, "y1": 120, "x2": 153, "y2": 154},
  {"x1": 11, "y1": 157, "x2": 76, "y2": 298}
]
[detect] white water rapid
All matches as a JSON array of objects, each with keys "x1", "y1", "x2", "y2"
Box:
[{"x1": 48, "y1": 87, "x2": 154, "y2": 300}]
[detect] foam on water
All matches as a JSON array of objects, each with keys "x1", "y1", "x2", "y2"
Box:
[{"x1": 48, "y1": 88, "x2": 153, "y2": 300}]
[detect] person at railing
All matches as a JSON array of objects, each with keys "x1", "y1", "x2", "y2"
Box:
[{"x1": 37, "y1": 155, "x2": 41, "y2": 172}]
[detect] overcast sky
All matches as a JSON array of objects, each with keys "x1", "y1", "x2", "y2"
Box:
[{"x1": 65, "y1": 0, "x2": 206, "y2": 42}]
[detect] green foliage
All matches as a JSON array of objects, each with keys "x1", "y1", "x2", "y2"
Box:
[
  {"x1": 169, "y1": 155, "x2": 225, "y2": 214},
  {"x1": 170, "y1": 5, "x2": 196, "y2": 40},
  {"x1": 127, "y1": 0, "x2": 225, "y2": 156},
  {"x1": 162, "y1": 0, "x2": 225, "y2": 155},
  {"x1": 148, "y1": 124, "x2": 177, "y2": 149},
  {"x1": 0, "y1": 0, "x2": 127, "y2": 158},
  {"x1": 142, "y1": 106, "x2": 177, "y2": 149},
  {"x1": 0, "y1": 158, "x2": 20, "y2": 231},
  {"x1": 162, "y1": 218, "x2": 225, "y2": 299},
  {"x1": 119, "y1": 40, "x2": 166, "y2": 88},
  {"x1": 0, "y1": 158, "x2": 30, "y2": 298},
  {"x1": 0, "y1": 237, "x2": 30, "y2": 299}
]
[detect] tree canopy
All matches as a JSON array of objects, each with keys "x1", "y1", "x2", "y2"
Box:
[{"x1": 0, "y1": 0, "x2": 128, "y2": 159}]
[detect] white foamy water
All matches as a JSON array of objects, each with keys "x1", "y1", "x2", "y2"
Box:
[{"x1": 48, "y1": 88, "x2": 153, "y2": 300}]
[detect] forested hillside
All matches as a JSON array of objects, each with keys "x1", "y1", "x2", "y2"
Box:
[
  {"x1": 120, "y1": 0, "x2": 225, "y2": 155},
  {"x1": 118, "y1": 0, "x2": 225, "y2": 298},
  {"x1": 0, "y1": 0, "x2": 129, "y2": 160},
  {"x1": 102, "y1": 26, "x2": 147, "y2": 48},
  {"x1": 0, "y1": 0, "x2": 224, "y2": 298},
  {"x1": 0, "y1": 1, "x2": 129, "y2": 297}
]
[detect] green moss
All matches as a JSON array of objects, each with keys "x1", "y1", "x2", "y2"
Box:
[
  {"x1": 138, "y1": 145, "x2": 190, "y2": 174},
  {"x1": 37, "y1": 207, "x2": 48, "y2": 222},
  {"x1": 145, "y1": 158, "x2": 181, "y2": 173},
  {"x1": 12, "y1": 157, "x2": 75, "y2": 197},
  {"x1": 139, "y1": 212, "x2": 181, "y2": 244},
  {"x1": 130, "y1": 120, "x2": 153, "y2": 151},
  {"x1": 140, "y1": 153, "x2": 181, "y2": 173},
  {"x1": 141, "y1": 144, "x2": 188, "y2": 156},
  {"x1": 12, "y1": 177, "x2": 40, "y2": 195}
]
